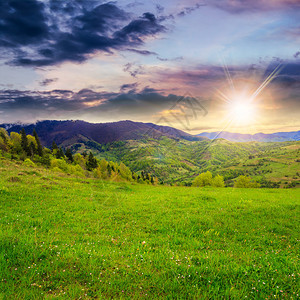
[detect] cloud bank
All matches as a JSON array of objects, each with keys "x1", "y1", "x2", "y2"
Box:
[{"x1": 0, "y1": 0, "x2": 166, "y2": 67}]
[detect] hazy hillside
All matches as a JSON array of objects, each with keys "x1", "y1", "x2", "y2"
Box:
[
  {"x1": 64, "y1": 135, "x2": 300, "y2": 187},
  {"x1": 2, "y1": 120, "x2": 299, "y2": 186},
  {"x1": 1, "y1": 120, "x2": 205, "y2": 147},
  {"x1": 197, "y1": 130, "x2": 300, "y2": 142}
]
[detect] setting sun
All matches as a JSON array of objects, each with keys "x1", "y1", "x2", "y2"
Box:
[{"x1": 229, "y1": 100, "x2": 256, "y2": 124}]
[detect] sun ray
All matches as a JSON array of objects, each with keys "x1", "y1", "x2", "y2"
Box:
[
  {"x1": 221, "y1": 56, "x2": 235, "y2": 93},
  {"x1": 215, "y1": 89, "x2": 231, "y2": 103},
  {"x1": 249, "y1": 64, "x2": 283, "y2": 102}
]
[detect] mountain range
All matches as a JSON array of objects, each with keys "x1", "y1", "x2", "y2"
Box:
[
  {"x1": 2, "y1": 120, "x2": 299, "y2": 145},
  {"x1": 197, "y1": 130, "x2": 300, "y2": 142},
  {"x1": 1, "y1": 120, "x2": 299, "y2": 186},
  {"x1": 1, "y1": 120, "x2": 205, "y2": 147}
]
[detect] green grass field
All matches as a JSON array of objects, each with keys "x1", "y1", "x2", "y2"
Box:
[{"x1": 0, "y1": 159, "x2": 299, "y2": 299}]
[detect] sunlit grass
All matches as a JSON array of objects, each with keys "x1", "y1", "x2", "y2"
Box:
[{"x1": 0, "y1": 159, "x2": 299, "y2": 299}]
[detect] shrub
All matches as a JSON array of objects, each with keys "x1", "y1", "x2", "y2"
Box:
[
  {"x1": 192, "y1": 171, "x2": 213, "y2": 187},
  {"x1": 23, "y1": 158, "x2": 35, "y2": 167},
  {"x1": 212, "y1": 174, "x2": 225, "y2": 187},
  {"x1": 50, "y1": 158, "x2": 69, "y2": 172},
  {"x1": 234, "y1": 175, "x2": 260, "y2": 188}
]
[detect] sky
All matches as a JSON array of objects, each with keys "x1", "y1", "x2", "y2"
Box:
[{"x1": 0, "y1": 0, "x2": 299, "y2": 134}]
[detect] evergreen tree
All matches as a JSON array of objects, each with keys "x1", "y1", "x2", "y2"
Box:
[
  {"x1": 86, "y1": 152, "x2": 98, "y2": 171},
  {"x1": 20, "y1": 128, "x2": 30, "y2": 156},
  {"x1": 28, "y1": 141, "x2": 36, "y2": 156},
  {"x1": 58, "y1": 148, "x2": 65, "y2": 159},
  {"x1": 150, "y1": 176, "x2": 154, "y2": 184},
  {"x1": 132, "y1": 171, "x2": 136, "y2": 180},
  {"x1": 107, "y1": 164, "x2": 112, "y2": 177},
  {"x1": 52, "y1": 141, "x2": 58, "y2": 152},
  {"x1": 65, "y1": 148, "x2": 74, "y2": 163},
  {"x1": 33, "y1": 129, "x2": 43, "y2": 156}
]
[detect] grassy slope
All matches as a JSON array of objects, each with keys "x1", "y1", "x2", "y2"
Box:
[
  {"x1": 70, "y1": 137, "x2": 300, "y2": 186},
  {"x1": 0, "y1": 159, "x2": 299, "y2": 299}
]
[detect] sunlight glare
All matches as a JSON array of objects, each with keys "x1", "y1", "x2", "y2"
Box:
[{"x1": 229, "y1": 100, "x2": 256, "y2": 125}]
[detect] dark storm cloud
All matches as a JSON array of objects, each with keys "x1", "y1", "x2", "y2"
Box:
[
  {"x1": 0, "y1": 0, "x2": 49, "y2": 46},
  {"x1": 0, "y1": 87, "x2": 180, "y2": 122},
  {"x1": 272, "y1": 62, "x2": 300, "y2": 90},
  {"x1": 91, "y1": 89, "x2": 180, "y2": 116},
  {"x1": 0, "y1": 89, "x2": 113, "y2": 112},
  {"x1": 0, "y1": 58, "x2": 299, "y2": 123},
  {"x1": 0, "y1": 1, "x2": 166, "y2": 67}
]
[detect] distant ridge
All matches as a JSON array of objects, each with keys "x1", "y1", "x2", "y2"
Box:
[
  {"x1": 0, "y1": 120, "x2": 205, "y2": 147},
  {"x1": 197, "y1": 131, "x2": 300, "y2": 142}
]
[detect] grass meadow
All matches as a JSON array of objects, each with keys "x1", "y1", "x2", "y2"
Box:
[{"x1": 0, "y1": 159, "x2": 299, "y2": 299}]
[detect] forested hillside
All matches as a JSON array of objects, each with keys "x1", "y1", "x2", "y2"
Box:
[
  {"x1": 66, "y1": 136, "x2": 300, "y2": 187},
  {"x1": 0, "y1": 128, "x2": 157, "y2": 185}
]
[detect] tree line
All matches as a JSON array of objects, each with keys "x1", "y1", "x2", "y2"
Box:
[
  {"x1": 0, "y1": 127, "x2": 267, "y2": 188},
  {"x1": 0, "y1": 128, "x2": 158, "y2": 184}
]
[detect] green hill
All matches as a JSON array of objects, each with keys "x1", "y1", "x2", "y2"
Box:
[
  {"x1": 0, "y1": 158, "x2": 299, "y2": 299},
  {"x1": 67, "y1": 136, "x2": 300, "y2": 187}
]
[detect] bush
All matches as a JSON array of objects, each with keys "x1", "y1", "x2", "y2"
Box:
[
  {"x1": 212, "y1": 175, "x2": 225, "y2": 187},
  {"x1": 50, "y1": 158, "x2": 69, "y2": 172},
  {"x1": 193, "y1": 172, "x2": 224, "y2": 187},
  {"x1": 234, "y1": 175, "x2": 260, "y2": 188},
  {"x1": 192, "y1": 171, "x2": 213, "y2": 187},
  {"x1": 23, "y1": 158, "x2": 35, "y2": 167},
  {"x1": 70, "y1": 165, "x2": 85, "y2": 177}
]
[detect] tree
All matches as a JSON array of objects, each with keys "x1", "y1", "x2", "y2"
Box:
[
  {"x1": 119, "y1": 162, "x2": 132, "y2": 181},
  {"x1": 212, "y1": 174, "x2": 225, "y2": 187},
  {"x1": 86, "y1": 152, "x2": 98, "y2": 171},
  {"x1": 74, "y1": 153, "x2": 85, "y2": 168},
  {"x1": 192, "y1": 171, "x2": 213, "y2": 187},
  {"x1": 0, "y1": 128, "x2": 9, "y2": 151},
  {"x1": 65, "y1": 148, "x2": 74, "y2": 163},
  {"x1": 150, "y1": 176, "x2": 154, "y2": 185},
  {"x1": 107, "y1": 164, "x2": 112, "y2": 177},
  {"x1": 52, "y1": 141, "x2": 58, "y2": 152},
  {"x1": 58, "y1": 148, "x2": 65, "y2": 159},
  {"x1": 33, "y1": 129, "x2": 43, "y2": 156},
  {"x1": 28, "y1": 141, "x2": 36, "y2": 156},
  {"x1": 10, "y1": 132, "x2": 22, "y2": 154},
  {"x1": 234, "y1": 175, "x2": 260, "y2": 188},
  {"x1": 20, "y1": 128, "x2": 29, "y2": 155}
]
